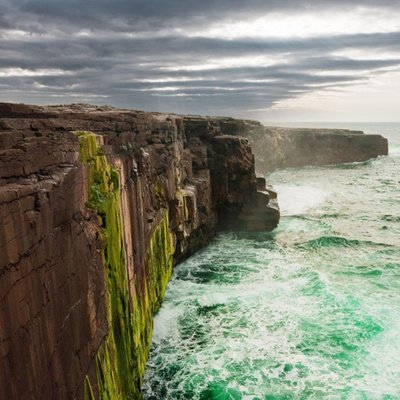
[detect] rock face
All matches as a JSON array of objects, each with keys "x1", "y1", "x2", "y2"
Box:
[
  {"x1": 212, "y1": 118, "x2": 389, "y2": 172},
  {"x1": 0, "y1": 103, "x2": 279, "y2": 400}
]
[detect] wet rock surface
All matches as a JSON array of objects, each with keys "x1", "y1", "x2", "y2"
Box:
[{"x1": 0, "y1": 103, "x2": 279, "y2": 399}]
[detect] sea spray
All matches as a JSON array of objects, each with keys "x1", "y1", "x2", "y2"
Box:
[{"x1": 143, "y1": 124, "x2": 400, "y2": 399}]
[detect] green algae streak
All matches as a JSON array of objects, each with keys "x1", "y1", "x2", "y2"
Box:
[{"x1": 75, "y1": 132, "x2": 174, "y2": 400}]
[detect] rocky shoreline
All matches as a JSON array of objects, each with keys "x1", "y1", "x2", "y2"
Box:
[{"x1": 0, "y1": 103, "x2": 388, "y2": 399}]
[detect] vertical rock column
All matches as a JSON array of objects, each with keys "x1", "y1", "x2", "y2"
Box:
[
  {"x1": 75, "y1": 132, "x2": 174, "y2": 400},
  {"x1": 209, "y1": 135, "x2": 280, "y2": 231},
  {"x1": 0, "y1": 130, "x2": 106, "y2": 400}
]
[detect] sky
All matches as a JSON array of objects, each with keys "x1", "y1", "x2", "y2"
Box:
[{"x1": 1, "y1": 0, "x2": 400, "y2": 122}]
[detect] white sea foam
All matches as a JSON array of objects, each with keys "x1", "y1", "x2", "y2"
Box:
[
  {"x1": 144, "y1": 124, "x2": 400, "y2": 399},
  {"x1": 273, "y1": 184, "x2": 329, "y2": 216}
]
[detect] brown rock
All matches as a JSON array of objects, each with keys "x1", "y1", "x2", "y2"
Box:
[{"x1": 0, "y1": 103, "x2": 280, "y2": 399}]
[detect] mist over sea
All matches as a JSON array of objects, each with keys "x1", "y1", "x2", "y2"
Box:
[{"x1": 143, "y1": 123, "x2": 400, "y2": 399}]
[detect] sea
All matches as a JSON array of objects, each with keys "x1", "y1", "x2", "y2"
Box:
[{"x1": 142, "y1": 123, "x2": 400, "y2": 400}]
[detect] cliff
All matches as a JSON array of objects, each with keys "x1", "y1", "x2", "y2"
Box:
[
  {"x1": 212, "y1": 118, "x2": 389, "y2": 172},
  {"x1": 0, "y1": 103, "x2": 279, "y2": 400}
]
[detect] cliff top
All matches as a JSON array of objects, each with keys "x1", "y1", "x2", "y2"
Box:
[
  {"x1": 0, "y1": 102, "x2": 369, "y2": 139},
  {"x1": 264, "y1": 126, "x2": 364, "y2": 135},
  {"x1": 0, "y1": 102, "x2": 259, "y2": 124}
]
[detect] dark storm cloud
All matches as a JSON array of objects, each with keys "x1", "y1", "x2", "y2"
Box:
[
  {"x1": 2, "y1": 32, "x2": 400, "y2": 70},
  {"x1": 3, "y1": 0, "x2": 400, "y2": 32},
  {"x1": 1, "y1": 0, "x2": 400, "y2": 116}
]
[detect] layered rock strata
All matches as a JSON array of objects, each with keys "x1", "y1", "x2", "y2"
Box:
[
  {"x1": 213, "y1": 118, "x2": 388, "y2": 172},
  {"x1": 0, "y1": 103, "x2": 279, "y2": 400}
]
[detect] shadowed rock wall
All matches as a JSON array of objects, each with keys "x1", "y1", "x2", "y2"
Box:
[{"x1": 0, "y1": 103, "x2": 279, "y2": 400}]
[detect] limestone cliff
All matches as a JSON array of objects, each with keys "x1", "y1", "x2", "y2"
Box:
[
  {"x1": 0, "y1": 103, "x2": 279, "y2": 400},
  {"x1": 212, "y1": 118, "x2": 388, "y2": 172}
]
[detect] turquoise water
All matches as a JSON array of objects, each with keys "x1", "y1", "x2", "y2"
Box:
[{"x1": 143, "y1": 124, "x2": 400, "y2": 399}]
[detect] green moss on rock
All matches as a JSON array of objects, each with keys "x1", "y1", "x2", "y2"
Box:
[{"x1": 75, "y1": 131, "x2": 175, "y2": 399}]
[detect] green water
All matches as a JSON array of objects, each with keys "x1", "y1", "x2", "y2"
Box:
[{"x1": 143, "y1": 124, "x2": 400, "y2": 399}]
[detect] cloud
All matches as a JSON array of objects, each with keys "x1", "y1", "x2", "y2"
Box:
[
  {"x1": 2, "y1": 32, "x2": 400, "y2": 68},
  {"x1": 0, "y1": 0, "x2": 400, "y2": 118},
  {"x1": 4, "y1": 0, "x2": 400, "y2": 33}
]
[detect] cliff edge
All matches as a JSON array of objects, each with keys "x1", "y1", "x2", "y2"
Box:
[{"x1": 0, "y1": 103, "x2": 279, "y2": 400}]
